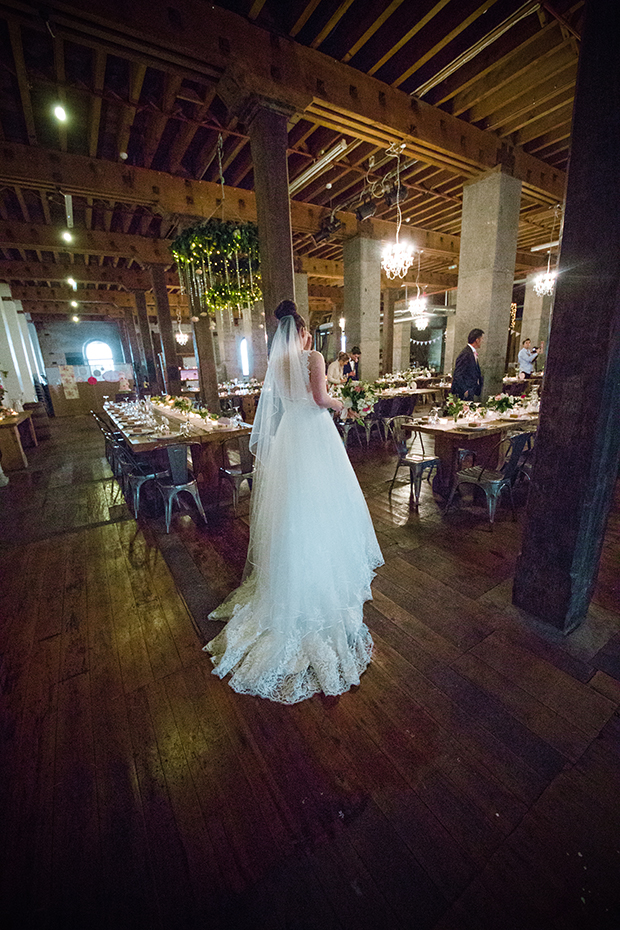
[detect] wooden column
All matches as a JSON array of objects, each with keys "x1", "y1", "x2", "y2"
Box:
[
  {"x1": 150, "y1": 264, "x2": 181, "y2": 395},
  {"x1": 382, "y1": 288, "x2": 396, "y2": 374},
  {"x1": 192, "y1": 315, "x2": 220, "y2": 413},
  {"x1": 513, "y1": 0, "x2": 620, "y2": 631},
  {"x1": 132, "y1": 289, "x2": 160, "y2": 393},
  {"x1": 248, "y1": 104, "x2": 295, "y2": 341},
  {"x1": 122, "y1": 309, "x2": 144, "y2": 383}
]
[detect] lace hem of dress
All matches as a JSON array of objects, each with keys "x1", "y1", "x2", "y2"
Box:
[{"x1": 204, "y1": 609, "x2": 374, "y2": 705}]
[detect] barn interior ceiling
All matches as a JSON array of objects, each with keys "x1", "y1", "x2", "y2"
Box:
[{"x1": 0, "y1": 0, "x2": 582, "y2": 321}]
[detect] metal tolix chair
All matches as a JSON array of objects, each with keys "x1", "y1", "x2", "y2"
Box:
[
  {"x1": 388, "y1": 416, "x2": 440, "y2": 508},
  {"x1": 444, "y1": 430, "x2": 534, "y2": 528}
]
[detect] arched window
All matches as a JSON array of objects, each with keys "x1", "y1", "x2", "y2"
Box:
[
  {"x1": 239, "y1": 338, "x2": 250, "y2": 377},
  {"x1": 85, "y1": 340, "x2": 114, "y2": 377}
]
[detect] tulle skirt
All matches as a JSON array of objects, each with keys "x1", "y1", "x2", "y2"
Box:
[{"x1": 204, "y1": 405, "x2": 383, "y2": 704}]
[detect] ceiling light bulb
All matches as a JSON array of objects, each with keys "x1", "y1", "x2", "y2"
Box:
[
  {"x1": 54, "y1": 105, "x2": 67, "y2": 121},
  {"x1": 62, "y1": 231, "x2": 73, "y2": 242},
  {"x1": 67, "y1": 277, "x2": 77, "y2": 289},
  {"x1": 71, "y1": 300, "x2": 78, "y2": 308},
  {"x1": 119, "y1": 151, "x2": 128, "y2": 160},
  {"x1": 72, "y1": 315, "x2": 79, "y2": 322}
]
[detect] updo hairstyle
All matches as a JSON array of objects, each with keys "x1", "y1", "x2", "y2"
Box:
[{"x1": 274, "y1": 299, "x2": 306, "y2": 334}]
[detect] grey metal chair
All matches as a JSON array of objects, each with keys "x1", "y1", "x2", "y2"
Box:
[
  {"x1": 155, "y1": 444, "x2": 206, "y2": 532},
  {"x1": 388, "y1": 416, "x2": 440, "y2": 508},
  {"x1": 218, "y1": 433, "x2": 254, "y2": 513},
  {"x1": 444, "y1": 430, "x2": 533, "y2": 527}
]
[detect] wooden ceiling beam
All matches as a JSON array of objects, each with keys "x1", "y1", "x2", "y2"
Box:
[
  {"x1": 10, "y1": 285, "x2": 189, "y2": 309},
  {"x1": 464, "y1": 44, "x2": 578, "y2": 125},
  {"x1": 449, "y1": 27, "x2": 572, "y2": 117},
  {"x1": 7, "y1": 19, "x2": 37, "y2": 146},
  {"x1": 89, "y1": 48, "x2": 107, "y2": 158},
  {"x1": 0, "y1": 220, "x2": 173, "y2": 262},
  {"x1": 341, "y1": 0, "x2": 407, "y2": 64},
  {"x1": 484, "y1": 62, "x2": 578, "y2": 133},
  {"x1": 143, "y1": 73, "x2": 184, "y2": 169},
  {"x1": 391, "y1": 0, "x2": 500, "y2": 90},
  {"x1": 116, "y1": 61, "x2": 147, "y2": 160},
  {"x1": 513, "y1": 101, "x2": 574, "y2": 146},
  {"x1": 53, "y1": 36, "x2": 68, "y2": 152},
  {"x1": 12, "y1": 0, "x2": 566, "y2": 202},
  {"x1": 0, "y1": 259, "x2": 178, "y2": 288},
  {"x1": 21, "y1": 301, "x2": 125, "y2": 317},
  {"x1": 367, "y1": 0, "x2": 452, "y2": 77}
]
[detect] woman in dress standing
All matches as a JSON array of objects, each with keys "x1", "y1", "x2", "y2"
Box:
[{"x1": 204, "y1": 300, "x2": 383, "y2": 704}]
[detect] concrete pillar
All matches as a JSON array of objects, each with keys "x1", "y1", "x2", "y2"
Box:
[
  {"x1": 343, "y1": 235, "x2": 382, "y2": 382},
  {"x1": 392, "y1": 319, "x2": 411, "y2": 372},
  {"x1": 454, "y1": 167, "x2": 522, "y2": 398},
  {"x1": 513, "y1": 0, "x2": 620, "y2": 631},
  {"x1": 248, "y1": 105, "x2": 295, "y2": 341},
  {"x1": 444, "y1": 312, "x2": 457, "y2": 377},
  {"x1": 294, "y1": 272, "x2": 309, "y2": 322},
  {"x1": 521, "y1": 273, "x2": 553, "y2": 363},
  {"x1": 132, "y1": 289, "x2": 160, "y2": 393},
  {"x1": 382, "y1": 287, "x2": 397, "y2": 374},
  {"x1": 150, "y1": 264, "x2": 181, "y2": 395}
]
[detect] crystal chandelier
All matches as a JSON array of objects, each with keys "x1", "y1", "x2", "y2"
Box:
[
  {"x1": 174, "y1": 305, "x2": 189, "y2": 345},
  {"x1": 533, "y1": 204, "x2": 561, "y2": 297},
  {"x1": 533, "y1": 270, "x2": 557, "y2": 297},
  {"x1": 381, "y1": 143, "x2": 416, "y2": 279}
]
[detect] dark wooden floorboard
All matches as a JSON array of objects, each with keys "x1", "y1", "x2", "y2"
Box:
[{"x1": 0, "y1": 415, "x2": 619, "y2": 929}]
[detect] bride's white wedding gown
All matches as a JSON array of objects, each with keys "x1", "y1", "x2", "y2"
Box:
[{"x1": 204, "y1": 346, "x2": 383, "y2": 704}]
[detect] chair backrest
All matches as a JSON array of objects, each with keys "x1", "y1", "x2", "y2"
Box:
[
  {"x1": 237, "y1": 434, "x2": 254, "y2": 474},
  {"x1": 391, "y1": 416, "x2": 415, "y2": 455},
  {"x1": 501, "y1": 431, "x2": 533, "y2": 481},
  {"x1": 166, "y1": 444, "x2": 190, "y2": 485}
]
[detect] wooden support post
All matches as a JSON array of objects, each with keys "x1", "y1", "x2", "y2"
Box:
[
  {"x1": 247, "y1": 105, "x2": 296, "y2": 340},
  {"x1": 513, "y1": 0, "x2": 620, "y2": 631},
  {"x1": 192, "y1": 315, "x2": 220, "y2": 413},
  {"x1": 150, "y1": 264, "x2": 181, "y2": 395},
  {"x1": 122, "y1": 309, "x2": 144, "y2": 385},
  {"x1": 132, "y1": 290, "x2": 160, "y2": 394}
]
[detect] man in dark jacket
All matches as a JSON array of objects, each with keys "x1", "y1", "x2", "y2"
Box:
[{"x1": 451, "y1": 328, "x2": 484, "y2": 400}]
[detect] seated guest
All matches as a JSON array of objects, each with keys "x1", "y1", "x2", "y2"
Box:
[
  {"x1": 343, "y1": 346, "x2": 361, "y2": 381},
  {"x1": 518, "y1": 338, "x2": 544, "y2": 378},
  {"x1": 327, "y1": 352, "x2": 349, "y2": 385}
]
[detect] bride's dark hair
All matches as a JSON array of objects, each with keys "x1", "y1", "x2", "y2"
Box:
[{"x1": 274, "y1": 299, "x2": 306, "y2": 333}]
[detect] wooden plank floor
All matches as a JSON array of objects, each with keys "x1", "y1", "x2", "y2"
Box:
[{"x1": 1, "y1": 415, "x2": 619, "y2": 930}]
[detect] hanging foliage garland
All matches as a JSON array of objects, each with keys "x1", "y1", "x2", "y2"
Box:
[{"x1": 171, "y1": 219, "x2": 262, "y2": 316}]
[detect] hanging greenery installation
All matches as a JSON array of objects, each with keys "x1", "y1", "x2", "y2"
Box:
[{"x1": 171, "y1": 219, "x2": 261, "y2": 317}]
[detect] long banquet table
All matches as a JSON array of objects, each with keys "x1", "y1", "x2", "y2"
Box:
[
  {"x1": 403, "y1": 413, "x2": 538, "y2": 496},
  {"x1": 104, "y1": 403, "x2": 251, "y2": 490}
]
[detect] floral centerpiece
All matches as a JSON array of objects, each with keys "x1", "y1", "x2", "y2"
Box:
[
  {"x1": 485, "y1": 393, "x2": 518, "y2": 414},
  {"x1": 335, "y1": 380, "x2": 377, "y2": 421},
  {"x1": 443, "y1": 394, "x2": 474, "y2": 422}
]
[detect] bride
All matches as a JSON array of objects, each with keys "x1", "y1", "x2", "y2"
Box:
[{"x1": 204, "y1": 300, "x2": 383, "y2": 704}]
